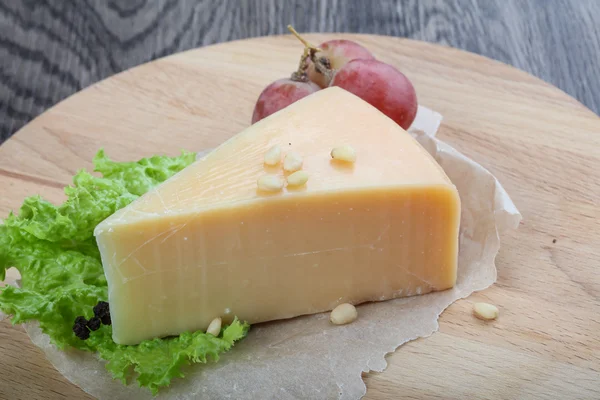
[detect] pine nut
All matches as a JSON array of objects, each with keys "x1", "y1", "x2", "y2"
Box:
[
  {"x1": 473, "y1": 302, "x2": 499, "y2": 321},
  {"x1": 283, "y1": 151, "x2": 303, "y2": 172},
  {"x1": 206, "y1": 317, "x2": 222, "y2": 336},
  {"x1": 264, "y1": 145, "x2": 282, "y2": 166},
  {"x1": 286, "y1": 170, "x2": 309, "y2": 186},
  {"x1": 330, "y1": 303, "x2": 358, "y2": 325},
  {"x1": 257, "y1": 175, "x2": 284, "y2": 192},
  {"x1": 330, "y1": 145, "x2": 357, "y2": 163}
]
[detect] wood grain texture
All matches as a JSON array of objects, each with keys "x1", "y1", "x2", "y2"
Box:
[
  {"x1": 0, "y1": 33, "x2": 599, "y2": 399},
  {"x1": 0, "y1": 0, "x2": 599, "y2": 143}
]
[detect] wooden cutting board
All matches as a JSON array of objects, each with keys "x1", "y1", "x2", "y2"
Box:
[{"x1": 0, "y1": 34, "x2": 599, "y2": 400}]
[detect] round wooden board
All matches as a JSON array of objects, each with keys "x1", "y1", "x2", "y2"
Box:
[{"x1": 1, "y1": 34, "x2": 599, "y2": 400}]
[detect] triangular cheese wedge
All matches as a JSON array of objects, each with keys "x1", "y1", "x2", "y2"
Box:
[{"x1": 95, "y1": 87, "x2": 460, "y2": 345}]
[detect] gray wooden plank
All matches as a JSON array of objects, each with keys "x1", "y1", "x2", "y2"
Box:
[{"x1": 0, "y1": 0, "x2": 598, "y2": 142}]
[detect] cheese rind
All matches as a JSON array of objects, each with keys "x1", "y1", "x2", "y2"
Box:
[{"x1": 95, "y1": 87, "x2": 461, "y2": 345}]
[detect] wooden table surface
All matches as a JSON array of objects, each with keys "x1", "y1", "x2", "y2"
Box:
[
  {"x1": 0, "y1": 33, "x2": 599, "y2": 399},
  {"x1": 0, "y1": 0, "x2": 599, "y2": 143}
]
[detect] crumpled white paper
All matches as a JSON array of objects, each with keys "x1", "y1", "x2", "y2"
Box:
[{"x1": 5, "y1": 105, "x2": 521, "y2": 399}]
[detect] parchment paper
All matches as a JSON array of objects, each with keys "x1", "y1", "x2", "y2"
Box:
[{"x1": 3, "y1": 106, "x2": 521, "y2": 399}]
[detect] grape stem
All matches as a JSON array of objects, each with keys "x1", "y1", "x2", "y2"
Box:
[
  {"x1": 287, "y1": 25, "x2": 335, "y2": 85},
  {"x1": 290, "y1": 47, "x2": 311, "y2": 82},
  {"x1": 287, "y1": 25, "x2": 319, "y2": 51}
]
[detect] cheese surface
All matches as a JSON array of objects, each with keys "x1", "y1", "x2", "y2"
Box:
[{"x1": 95, "y1": 87, "x2": 461, "y2": 345}]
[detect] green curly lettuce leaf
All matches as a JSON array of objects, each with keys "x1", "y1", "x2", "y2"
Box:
[
  {"x1": 93, "y1": 149, "x2": 196, "y2": 196},
  {"x1": 94, "y1": 318, "x2": 248, "y2": 395},
  {"x1": 0, "y1": 150, "x2": 249, "y2": 393},
  {"x1": 3, "y1": 172, "x2": 136, "y2": 244}
]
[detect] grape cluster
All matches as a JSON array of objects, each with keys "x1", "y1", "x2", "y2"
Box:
[{"x1": 252, "y1": 26, "x2": 418, "y2": 130}]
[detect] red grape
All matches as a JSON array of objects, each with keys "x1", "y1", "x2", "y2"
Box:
[
  {"x1": 331, "y1": 59, "x2": 418, "y2": 129},
  {"x1": 307, "y1": 40, "x2": 375, "y2": 88},
  {"x1": 252, "y1": 78, "x2": 320, "y2": 124}
]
